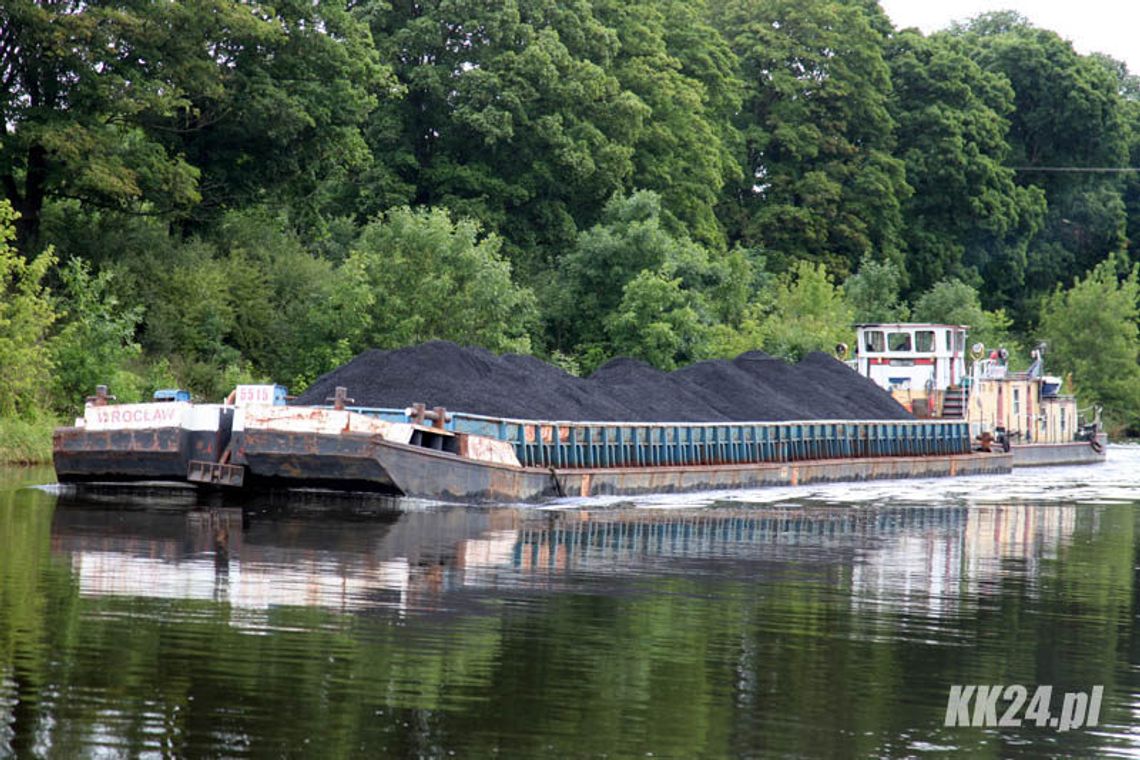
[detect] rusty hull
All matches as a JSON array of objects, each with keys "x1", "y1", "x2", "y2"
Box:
[
  {"x1": 53, "y1": 426, "x2": 193, "y2": 482},
  {"x1": 553, "y1": 451, "x2": 1013, "y2": 499},
  {"x1": 233, "y1": 428, "x2": 1012, "y2": 503},
  {"x1": 53, "y1": 424, "x2": 231, "y2": 484},
  {"x1": 233, "y1": 429, "x2": 558, "y2": 502}
]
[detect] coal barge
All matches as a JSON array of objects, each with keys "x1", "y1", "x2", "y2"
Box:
[
  {"x1": 54, "y1": 388, "x2": 1010, "y2": 502},
  {"x1": 54, "y1": 341, "x2": 1014, "y2": 502},
  {"x1": 219, "y1": 396, "x2": 1008, "y2": 501}
]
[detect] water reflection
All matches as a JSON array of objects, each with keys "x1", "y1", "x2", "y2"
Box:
[
  {"x1": 2, "y1": 449, "x2": 1138, "y2": 758},
  {"x1": 52, "y1": 489, "x2": 1084, "y2": 627}
]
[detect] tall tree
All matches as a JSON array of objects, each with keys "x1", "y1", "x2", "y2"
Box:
[
  {"x1": 346, "y1": 206, "x2": 537, "y2": 354},
  {"x1": 1, "y1": 1, "x2": 198, "y2": 247},
  {"x1": 953, "y1": 13, "x2": 1130, "y2": 314},
  {"x1": 886, "y1": 30, "x2": 1044, "y2": 296},
  {"x1": 362, "y1": 0, "x2": 649, "y2": 276},
  {"x1": 843, "y1": 255, "x2": 908, "y2": 323},
  {"x1": 0, "y1": 0, "x2": 385, "y2": 249},
  {"x1": 1098, "y1": 54, "x2": 1140, "y2": 267},
  {"x1": 168, "y1": 0, "x2": 386, "y2": 231},
  {"x1": 551, "y1": 190, "x2": 740, "y2": 369},
  {"x1": 0, "y1": 201, "x2": 56, "y2": 416},
  {"x1": 713, "y1": 0, "x2": 910, "y2": 279},
  {"x1": 593, "y1": 0, "x2": 742, "y2": 247},
  {"x1": 1038, "y1": 258, "x2": 1140, "y2": 433},
  {"x1": 911, "y1": 278, "x2": 1016, "y2": 360}
]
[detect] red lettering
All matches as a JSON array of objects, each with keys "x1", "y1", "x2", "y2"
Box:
[{"x1": 86, "y1": 402, "x2": 188, "y2": 429}]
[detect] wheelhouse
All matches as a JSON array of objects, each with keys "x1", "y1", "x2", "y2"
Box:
[{"x1": 854, "y1": 323, "x2": 969, "y2": 393}]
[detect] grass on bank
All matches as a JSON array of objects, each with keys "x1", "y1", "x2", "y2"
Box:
[{"x1": 0, "y1": 417, "x2": 57, "y2": 465}]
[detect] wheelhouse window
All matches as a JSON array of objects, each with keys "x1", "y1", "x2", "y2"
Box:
[
  {"x1": 887, "y1": 332, "x2": 912, "y2": 352},
  {"x1": 864, "y1": 330, "x2": 884, "y2": 352},
  {"x1": 915, "y1": 330, "x2": 935, "y2": 352}
]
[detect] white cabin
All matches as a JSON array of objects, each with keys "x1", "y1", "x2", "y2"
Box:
[{"x1": 854, "y1": 323, "x2": 968, "y2": 393}]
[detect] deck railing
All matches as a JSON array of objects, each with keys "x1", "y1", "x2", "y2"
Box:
[{"x1": 334, "y1": 406, "x2": 973, "y2": 470}]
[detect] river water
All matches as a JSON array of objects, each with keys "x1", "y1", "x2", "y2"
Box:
[{"x1": 2, "y1": 449, "x2": 1139, "y2": 757}]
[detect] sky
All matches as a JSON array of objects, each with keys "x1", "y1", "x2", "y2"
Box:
[{"x1": 878, "y1": 1, "x2": 1140, "y2": 74}]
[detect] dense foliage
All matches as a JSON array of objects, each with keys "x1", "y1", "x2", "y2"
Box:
[{"x1": 3, "y1": 1, "x2": 1140, "y2": 432}]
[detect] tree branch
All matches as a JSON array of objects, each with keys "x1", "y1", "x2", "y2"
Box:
[{"x1": 49, "y1": 190, "x2": 186, "y2": 218}]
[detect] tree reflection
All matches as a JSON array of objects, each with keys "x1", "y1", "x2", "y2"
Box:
[{"x1": 0, "y1": 474, "x2": 1136, "y2": 757}]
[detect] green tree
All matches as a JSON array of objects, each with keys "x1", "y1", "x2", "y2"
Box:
[
  {"x1": 142, "y1": 240, "x2": 256, "y2": 399},
  {"x1": 1, "y1": 1, "x2": 197, "y2": 247},
  {"x1": 844, "y1": 255, "x2": 909, "y2": 323},
  {"x1": 1038, "y1": 259, "x2": 1140, "y2": 433},
  {"x1": 606, "y1": 271, "x2": 709, "y2": 370},
  {"x1": 363, "y1": 0, "x2": 648, "y2": 276},
  {"x1": 292, "y1": 254, "x2": 378, "y2": 389},
  {"x1": 1119, "y1": 89, "x2": 1140, "y2": 268},
  {"x1": 714, "y1": 0, "x2": 910, "y2": 279},
  {"x1": 551, "y1": 190, "x2": 741, "y2": 368},
  {"x1": 0, "y1": 202, "x2": 56, "y2": 417},
  {"x1": 1097, "y1": 55, "x2": 1140, "y2": 269},
  {"x1": 144, "y1": 241, "x2": 237, "y2": 366},
  {"x1": 49, "y1": 259, "x2": 144, "y2": 410},
  {"x1": 210, "y1": 210, "x2": 354, "y2": 390},
  {"x1": 756, "y1": 260, "x2": 853, "y2": 361},
  {"x1": 911, "y1": 278, "x2": 1015, "y2": 360},
  {"x1": 953, "y1": 13, "x2": 1130, "y2": 316},
  {"x1": 593, "y1": 0, "x2": 742, "y2": 247},
  {"x1": 0, "y1": 0, "x2": 386, "y2": 248},
  {"x1": 169, "y1": 0, "x2": 387, "y2": 231},
  {"x1": 887, "y1": 30, "x2": 1044, "y2": 296},
  {"x1": 346, "y1": 206, "x2": 536, "y2": 354}
]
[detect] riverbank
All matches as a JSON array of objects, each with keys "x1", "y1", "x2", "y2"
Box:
[{"x1": 0, "y1": 417, "x2": 56, "y2": 465}]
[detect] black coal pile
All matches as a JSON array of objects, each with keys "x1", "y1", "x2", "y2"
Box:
[
  {"x1": 292, "y1": 340, "x2": 912, "y2": 422},
  {"x1": 587, "y1": 358, "x2": 727, "y2": 422},
  {"x1": 795, "y1": 351, "x2": 912, "y2": 420},
  {"x1": 672, "y1": 358, "x2": 803, "y2": 421}
]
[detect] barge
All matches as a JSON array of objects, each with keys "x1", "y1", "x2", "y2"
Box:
[
  {"x1": 54, "y1": 384, "x2": 1012, "y2": 503},
  {"x1": 54, "y1": 386, "x2": 235, "y2": 483},
  {"x1": 852, "y1": 323, "x2": 1107, "y2": 466},
  {"x1": 54, "y1": 319, "x2": 1107, "y2": 503}
]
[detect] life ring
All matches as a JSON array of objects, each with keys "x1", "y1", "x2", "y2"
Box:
[{"x1": 1090, "y1": 437, "x2": 1104, "y2": 454}]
